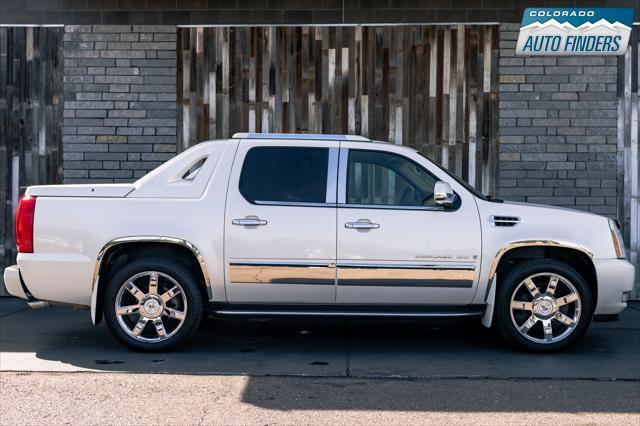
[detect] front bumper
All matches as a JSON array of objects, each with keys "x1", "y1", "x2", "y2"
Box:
[
  {"x1": 3, "y1": 265, "x2": 28, "y2": 299},
  {"x1": 594, "y1": 258, "x2": 635, "y2": 315}
]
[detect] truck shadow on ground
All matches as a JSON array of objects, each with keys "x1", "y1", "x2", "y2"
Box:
[
  {"x1": 1, "y1": 299, "x2": 639, "y2": 413},
  {"x1": 0, "y1": 299, "x2": 637, "y2": 376}
]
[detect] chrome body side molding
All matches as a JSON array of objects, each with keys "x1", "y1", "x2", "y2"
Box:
[
  {"x1": 488, "y1": 240, "x2": 594, "y2": 280},
  {"x1": 229, "y1": 261, "x2": 475, "y2": 288},
  {"x1": 229, "y1": 262, "x2": 336, "y2": 285},
  {"x1": 93, "y1": 236, "x2": 213, "y2": 299},
  {"x1": 337, "y1": 262, "x2": 475, "y2": 288}
]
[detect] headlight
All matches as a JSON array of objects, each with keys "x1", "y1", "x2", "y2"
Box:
[{"x1": 608, "y1": 219, "x2": 626, "y2": 259}]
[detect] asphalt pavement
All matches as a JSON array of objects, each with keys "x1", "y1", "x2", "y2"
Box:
[
  {"x1": 0, "y1": 297, "x2": 638, "y2": 379},
  {"x1": 0, "y1": 297, "x2": 639, "y2": 425}
]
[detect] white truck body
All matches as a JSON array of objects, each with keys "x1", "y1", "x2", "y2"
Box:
[{"x1": 4, "y1": 133, "x2": 635, "y2": 351}]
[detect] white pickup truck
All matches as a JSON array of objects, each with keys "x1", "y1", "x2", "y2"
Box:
[{"x1": 4, "y1": 133, "x2": 635, "y2": 352}]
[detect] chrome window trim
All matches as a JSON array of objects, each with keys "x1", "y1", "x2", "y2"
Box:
[
  {"x1": 326, "y1": 147, "x2": 339, "y2": 203},
  {"x1": 253, "y1": 200, "x2": 336, "y2": 208},
  {"x1": 93, "y1": 236, "x2": 212, "y2": 300}
]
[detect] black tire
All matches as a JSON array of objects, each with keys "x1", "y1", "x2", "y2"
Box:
[
  {"x1": 495, "y1": 258, "x2": 593, "y2": 353},
  {"x1": 103, "y1": 257, "x2": 204, "y2": 352}
]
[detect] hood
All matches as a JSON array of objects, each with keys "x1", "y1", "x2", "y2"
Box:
[{"x1": 496, "y1": 200, "x2": 605, "y2": 219}]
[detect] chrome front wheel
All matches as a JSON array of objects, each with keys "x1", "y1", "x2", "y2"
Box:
[
  {"x1": 509, "y1": 272, "x2": 582, "y2": 344},
  {"x1": 115, "y1": 271, "x2": 188, "y2": 343},
  {"x1": 496, "y1": 259, "x2": 593, "y2": 352}
]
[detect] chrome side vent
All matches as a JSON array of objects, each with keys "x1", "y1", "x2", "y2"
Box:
[{"x1": 490, "y1": 216, "x2": 521, "y2": 227}]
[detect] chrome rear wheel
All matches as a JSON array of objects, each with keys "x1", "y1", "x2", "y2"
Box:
[
  {"x1": 104, "y1": 257, "x2": 204, "y2": 352},
  {"x1": 115, "y1": 271, "x2": 188, "y2": 343}
]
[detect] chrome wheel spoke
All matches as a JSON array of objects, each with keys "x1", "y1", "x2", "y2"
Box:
[
  {"x1": 546, "y1": 275, "x2": 559, "y2": 296},
  {"x1": 555, "y1": 293, "x2": 579, "y2": 307},
  {"x1": 125, "y1": 281, "x2": 145, "y2": 301},
  {"x1": 523, "y1": 278, "x2": 540, "y2": 298},
  {"x1": 116, "y1": 305, "x2": 140, "y2": 316},
  {"x1": 519, "y1": 315, "x2": 538, "y2": 334},
  {"x1": 153, "y1": 318, "x2": 167, "y2": 338},
  {"x1": 511, "y1": 301, "x2": 533, "y2": 311},
  {"x1": 164, "y1": 307, "x2": 186, "y2": 321},
  {"x1": 160, "y1": 285, "x2": 182, "y2": 303},
  {"x1": 542, "y1": 319, "x2": 554, "y2": 342},
  {"x1": 131, "y1": 316, "x2": 148, "y2": 336},
  {"x1": 554, "y1": 312, "x2": 575, "y2": 326},
  {"x1": 148, "y1": 272, "x2": 159, "y2": 295}
]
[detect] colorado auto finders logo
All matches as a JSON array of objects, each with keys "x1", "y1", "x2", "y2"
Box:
[{"x1": 516, "y1": 8, "x2": 635, "y2": 56}]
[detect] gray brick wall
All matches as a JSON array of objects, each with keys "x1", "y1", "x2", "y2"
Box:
[
  {"x1": 63, "y1": 25, "x2": 177, "y2": 183},
  {"x1": 497, "y1": 23, "x2": 619, "y2": 217}
]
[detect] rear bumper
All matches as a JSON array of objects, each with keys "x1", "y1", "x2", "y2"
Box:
[
  {"x1": 3, "y1": 265, "x2": 51, "y2": 309},
  {"x1": 594, "y1": 258, "x2": 635, "y2": 315},
  {"x1": 3, "y1": 265, "x2": 28, "y2": 299}
]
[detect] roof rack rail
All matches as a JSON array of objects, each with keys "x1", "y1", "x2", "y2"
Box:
[{"x1": 232, "y1": 132, "x2": 371, "y2": 142}]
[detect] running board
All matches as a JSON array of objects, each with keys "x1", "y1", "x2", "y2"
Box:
[{"x1": 210, "y1": 304, "x2": 484, "y2": 318}]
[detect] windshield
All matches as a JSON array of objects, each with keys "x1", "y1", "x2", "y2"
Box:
[{"x1": 416, "y1": 151, "x2": 490, "y2": 201}]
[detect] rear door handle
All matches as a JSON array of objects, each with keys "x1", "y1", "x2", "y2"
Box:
[
  {"x1": 345, "y1": 221, "x2": 380, "y2": 230},
  {"x1": 232, "y1": 217, "x2": 268, "y2": 226}
]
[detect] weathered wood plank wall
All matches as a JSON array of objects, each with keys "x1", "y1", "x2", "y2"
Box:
[
  {"x1": 178, "y1": 25, "x2": 499, "y2": 193},
  {"x1": 618, "y1": 26, "x2": 639, "y2": 297},
  {"x1": 0, "y1": 27, "x2": 63, "y2": 294}
]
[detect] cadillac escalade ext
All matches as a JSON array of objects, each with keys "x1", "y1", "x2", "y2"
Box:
[{"x1": 3, "y1": 133, "x2": 635, "y2": 352}]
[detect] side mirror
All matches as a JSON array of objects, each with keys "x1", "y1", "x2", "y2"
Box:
[{"x1": 434, "y1": 181, "x2": 457, "y2": 208}]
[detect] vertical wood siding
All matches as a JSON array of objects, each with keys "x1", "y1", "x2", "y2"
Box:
[
  {"x1": 178, "y1": 25, "x2": 499, "y2": 192},
  {"x1": 0, "y1": 27, "x2": 63, "y2": 294},
  {"x1": 618, "y1": 27, "x2": 639, "y2": 297}
]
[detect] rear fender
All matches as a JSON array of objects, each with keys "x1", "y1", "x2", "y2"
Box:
[{"x1": 90, "y1": 236, "x2": 211, "y2": 325}]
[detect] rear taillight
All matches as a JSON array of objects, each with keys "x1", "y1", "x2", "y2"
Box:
[{"x1": 15, "y1": 196, "x2": 37, "y2": 253}]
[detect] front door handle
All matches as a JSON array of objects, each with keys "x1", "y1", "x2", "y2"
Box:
[
  {"x1": 232, "y1": 217, "x2": 268, "y2": 226},
  {"x1": 345, "y1": 221, "x2": 380, "y2": 230}
]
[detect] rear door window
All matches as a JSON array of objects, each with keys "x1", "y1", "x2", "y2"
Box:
[{"x1": 240, "y1": 147, "x2": 329, "y2": 204}]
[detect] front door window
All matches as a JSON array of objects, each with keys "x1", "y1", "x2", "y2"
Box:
[{"x1": 347, "y1": 150, "x2": 439, "y2": 208}]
